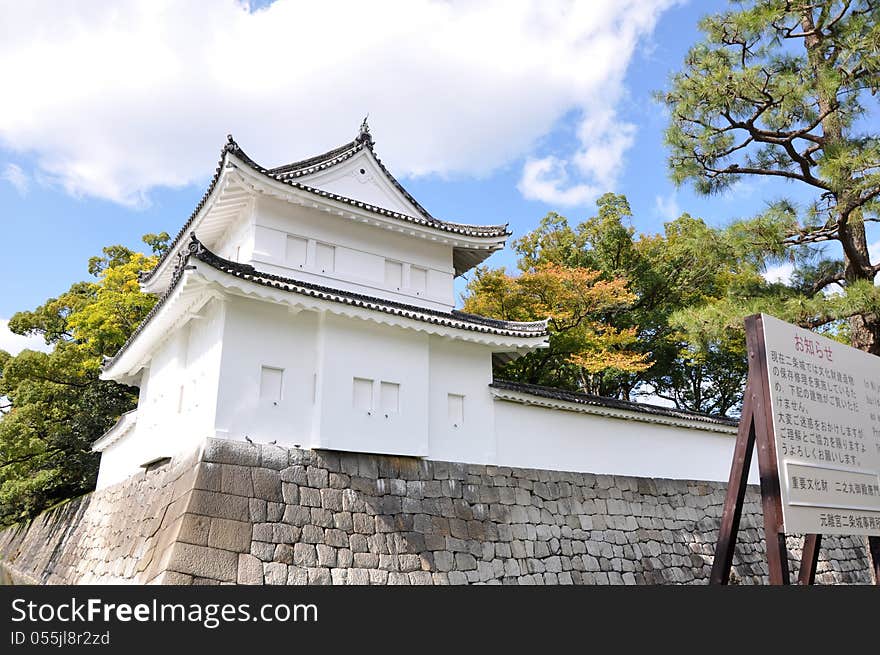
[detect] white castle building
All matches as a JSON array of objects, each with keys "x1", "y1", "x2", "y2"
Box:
[{"x1": 94, "y1": 122, "x2": 744, "y2": 489}]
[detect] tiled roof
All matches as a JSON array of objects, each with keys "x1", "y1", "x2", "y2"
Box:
[
  {"x1": 141, "y1": 127, "x2": 508, "y2": 286},
  {"x1": 490, "y1": 380, "x2": 738, "y2": 427},
  {"x1": 107, "y1": 237, "x2": 548, "y2": 373}
]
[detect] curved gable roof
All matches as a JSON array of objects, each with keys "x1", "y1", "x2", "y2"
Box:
[{"x1": 142, "y1": 125, "x2": 509, "y2": 286}]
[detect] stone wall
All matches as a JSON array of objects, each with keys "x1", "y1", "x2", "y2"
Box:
[
  {"x1": 0, "y1": 438, "x2": 875, "y2": 585},
  {"x1": 0, "y1": 451, "x2": 199, "y2": 584}
]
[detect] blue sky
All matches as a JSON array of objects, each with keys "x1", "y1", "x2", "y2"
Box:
[{"x1": 0, "y1": 0, "x2": 869, "y2": 352}]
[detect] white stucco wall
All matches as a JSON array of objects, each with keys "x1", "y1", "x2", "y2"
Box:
[
  {"x1": 492, "y1": 400, "x2": 755, "y2": 484},
  {"x1": 249, "y1": 196, "x2": 455, "y2": 310},
  {"x1": 317, "y1": 313, "x2": 430, "y2": 456},
  {"x1": 427, "y1": 337, "x2": 496, "y2": 464},
  {"x1": 97, "y1": 299, "x2": 226, "y2": 489},
  {"x1": 214, "y1": 296, "x2": 318, "y2": 446}
]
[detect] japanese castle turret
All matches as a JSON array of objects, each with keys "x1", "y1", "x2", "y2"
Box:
[{"x1": 94, "y1": 121, "x2": 740, "y2": 490}]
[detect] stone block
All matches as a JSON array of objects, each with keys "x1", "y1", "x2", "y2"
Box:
[
  {"x1": 281, "y1": 465, "x2": 309, "y2": 485},
  {"x1": 320, "y1": 489, "x2": 343, "y2": 512},
  {"x1": 237, "y1": 554, "x2": 263, "y2": 585},
  {"x1": 252, "y1": 468, "x2": 282, "y2": 502},
  {"x1": 281, "y1": 483, "x2": 299, "y2": 505},
  {"x1": 187, "y1": 490, "x2": 249, "y2": 522},
  {"x1": 274, "y1": 544, "x2": 295, "y2": 565},
  {"x1": 248, "y1": 498, "x2": 267, "y2": 523},
  {"x1": 203, "y1": 439, "x2": 261, "y2": 467},
  {"x1": 353, "y1": 552, "x2": 379, "y2": 569},
  {"x1": 207, "y1": 518, "x2": 252, "y2": 553},
  {"x1": 293, "y1": 543, "x2": 317, "y2": 567},
  {"x1": 301, "y1": 525, "x2": 323, "y2": 544},
  {"x1": 317, "y1": 544, "x2": 337, "y2": 568},
  {"x1": 266, "y1": 502, "x2": 284, "y2": 522},
  {"x1": 166, "y1": 543, "x2": 238, "y2": 583},
  {"x1": 307, "y1": 467, "x2": 329, "y2": 489},
  {"x1": 260, "y1": 445, "x2": 288, "y2": 471},
  {"x1": 329, "y1": 473, "x2": 351, "y2": 489},
  {"x1": 193, "y1": 463, "x2": 222, "y2": 492},
  {"x1": 353, "y1": 513, "x2": 375, "y2": 534},
  {"x1": 309, "y1": 567, "x2": 332, "y2": 585},
  {"x1": 287, "y1": 566, "x2": 308, "y2": 585},
  {"x1": 177, "y1": 514, "x2": 211, "y2": 546},
  {"x1": 265, "y1": 562, "x2": 287, "y2": 585},
  {"x1": 299, "y1": 487, "x2": 321, "y2": 508},
  {"x1": 348, "y1": 569, "x2": 370, "y2": 585}
]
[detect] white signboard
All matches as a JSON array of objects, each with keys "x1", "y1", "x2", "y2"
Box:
[{"x1": 762, "y1": 314, "x2": 880, "y2": 535}]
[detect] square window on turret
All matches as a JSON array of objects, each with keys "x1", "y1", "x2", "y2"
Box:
[
  {"x1": 380, "y1": 381, "x2": 400, "y2": 413},
  {"x1": 260, "y1": 366, "x2": 284, "y2": 402},
  {"x1": 385, "y1": 260, "x2": 402, "y2": 289},
  {"x1": 410, "y1": 266, "x2": 427, "y2": 292},
  {"x1": 316, "y1": 242, "x2": 335, "y2": 273},
  {"x1": 286, "y1": 235, "x2": 308, "y2": 268},
  {"x1": 353, "y1": 377, "x2": 373, "y2": 411}
]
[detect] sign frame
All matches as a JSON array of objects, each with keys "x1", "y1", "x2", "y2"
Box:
[{"x1": 710, "y1": 314, "x2": 880, "y2": 585}]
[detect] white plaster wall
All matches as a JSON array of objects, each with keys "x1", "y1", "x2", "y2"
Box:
[
  {"x1": 94, "y1": 434, "x2": 142, "y2": 489},
  {"x1": 427, "y1": 337, "x2": 497, "y2": 464},
  {"x1": 317, "y1": 313, "x2": 430, "y2": 456},
  {"x1": 214, "y1": 207, "x2": 254, "y2": 263},
  {"x1": 249, "y1": 196, "x2": 454, "y2": 310},
  {"x1": 213, "y1": 296, "x2": 318, "y2": 446},
  {"x1": 493, "y1": 401, "x2": 757, "y2": 483},
  {"x1": 99, "y1": 299, "x2": 225, "y2": 486}
]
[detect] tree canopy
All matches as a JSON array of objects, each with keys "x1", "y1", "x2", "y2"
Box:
[
  {"x1": 0, "y1": 233, "x2": 167, "y2": 525},
  {"x1": 463, "y1": 193, "x2": 764, "y2": 416},
  {"x1": 662, "y1": 0, "x2": 880, "y2": 352}
]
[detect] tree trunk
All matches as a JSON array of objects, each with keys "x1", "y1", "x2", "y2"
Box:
[{"x1": 801, "y1": 9, "x2": 880, "y2": 353}]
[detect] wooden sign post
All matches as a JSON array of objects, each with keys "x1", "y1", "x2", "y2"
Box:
[{"x1": 711, "y1": 314, "x2": 880, "y2": 585}]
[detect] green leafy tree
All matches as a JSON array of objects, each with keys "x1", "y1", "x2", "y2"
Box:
[
  {"x1": 465, "y1": 194, "x2": 758, "y2": 415},
  {"x1": 464, "y1": 261, "x2": 649, "y2": 393},
  {"x1": 0, "y1": 233, "x2": 167, "y2": 525},
  {"x1": 662, "y1": 0, "x2": 880, "y2": 351}
]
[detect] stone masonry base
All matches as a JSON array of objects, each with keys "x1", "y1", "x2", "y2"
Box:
[{"x1": 0, "y1": 439, "x2": 874, "y2": 584}]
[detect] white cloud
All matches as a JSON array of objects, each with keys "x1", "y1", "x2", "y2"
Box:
[
  {"x1": 654, "y1": 191, "x2": 681, "y2": 221},
  {"x1": 518, "y1": 156, "x2": 602, "y2": 206},
  {"x1": 1, "y1": 163, "x2": 29, "y2": 195},
  {"x1": 762, "y1": 262, "x2": 794, "y2": 285},
  {"x1": 0, "y1": 0, "x2": 675, "y2": 208},
  {"x1": 0, "y1": 318, "x2": 51, "y2": 356}
]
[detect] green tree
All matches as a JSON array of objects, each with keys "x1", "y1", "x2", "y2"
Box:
[
  {"x1": 662, "y1": 0, "x2": 880, "y2": 351},
  {"x1": 465, "y1": 193, "x2": 759, "y2": 415},
  {"x1": 464, "y1": 261, "x2": 649, "y2": 393},
  {"x1": 0, "y1": 233, "x2": 167, "y2": 525}
]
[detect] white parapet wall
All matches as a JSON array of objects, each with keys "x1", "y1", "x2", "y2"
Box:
[{"x1": 488, "y1": 383, "x2": 755, "y2": 484}]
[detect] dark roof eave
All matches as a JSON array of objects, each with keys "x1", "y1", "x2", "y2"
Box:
[
  {"x1": 108, "y1": 239, "x2": 547, "y2": 374},
  {"x1": 490, "y1": 380, "x2": 738, "y2": 427}
]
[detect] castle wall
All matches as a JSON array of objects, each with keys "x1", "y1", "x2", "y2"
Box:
[{"x1": 2, "y1": 439, "x2": 873, "y2": 585}]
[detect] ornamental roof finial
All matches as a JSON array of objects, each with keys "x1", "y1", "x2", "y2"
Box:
[{"x1": 357, "y1": 114, "x2": 373, "y2": 147}]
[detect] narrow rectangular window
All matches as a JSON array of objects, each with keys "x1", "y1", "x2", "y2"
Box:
[
  {"x1": 235, "y1": 245, "x2": 241, "y2": 262},
  {"x1": 385, "y1": 260, "x2": 402, "y2": 289},
  {"x1": 260, "y1": 366, "x2": 284, "y2": 401},
  {"x1": 177, "y1": 385, "x2": 186, "y2": 414},
  {"x1": 410, "y1": 266, "x2": 427, "y2": 292},
  {"x1": 353, "y1": 377, "x2": 373, "y2": 411},
  {"x1": 286, "y1": 235, "x2": 308, "y2": 267},
  {"x1": 315, "y1": 242, "x2": 335, "y2": 272},
  {"x1": 380, "y1": 381, "x2": 400, "y2": 413},
  {"x1": 448, "y1": 393, "x2": 464, "y2": 426}
]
